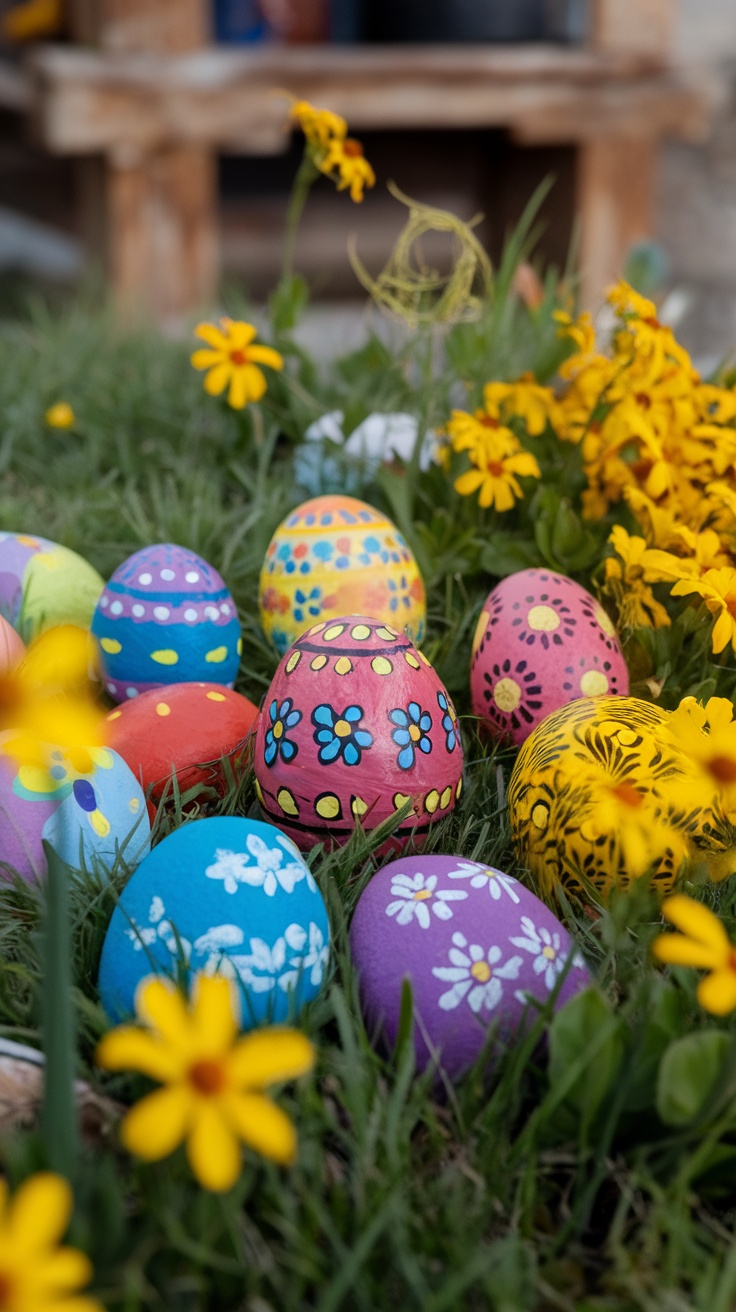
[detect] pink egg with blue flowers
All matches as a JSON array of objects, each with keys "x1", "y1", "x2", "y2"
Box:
[
  {"x1": 470, "y1": 568, "x2": 629, "y2": 745},
  {"x1": 350, "y1": 853, "x2": 591, "y2": 1078},
  {"x1": 91, "y1": 543, "x2": 242, "y2": 702}
]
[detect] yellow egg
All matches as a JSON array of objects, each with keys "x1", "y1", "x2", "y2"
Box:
[
  {"x1": 258, "y1": 495, "x2": 426, "y2": 656},
  {"x1": 508, "y1": 696, "x2": 736, "y2": 904}
]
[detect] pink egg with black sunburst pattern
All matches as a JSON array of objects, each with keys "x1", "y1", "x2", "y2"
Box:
[{"x1": 470, "y1": 569, "x2": 629, "y2": 745}]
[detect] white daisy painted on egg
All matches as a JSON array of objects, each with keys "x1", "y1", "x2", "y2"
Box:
[
  {"x1": 432, "y1": 931, "x2": 523, "y2": 1013},
  {"x1": 204, "y1": 835, "x2": 308, "y2": 896},
  {"x1": 509, "y1": 916, "x2": 584, "y2": 990},
  {"x1": 385, "y1": 871, "x2": 468, "y2": 928},
  {"x1": 280, "y1": 921, "x2": 330, "y2": 990},
  {"x1": 446, "y1": 861, "x2": 520, "y2": 903}
]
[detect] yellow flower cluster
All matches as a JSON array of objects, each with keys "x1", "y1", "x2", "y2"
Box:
[
  {"x1": 446, "y1": 380, "x2": 548, "y2": 511},
  {"x1": 290, "y1": 99, "x2": 375, "y2": 203},
  {"x1": 653, "y1": 895, "x2": 736, "y2": 1016}
]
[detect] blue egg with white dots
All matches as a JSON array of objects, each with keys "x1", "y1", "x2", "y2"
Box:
[
  {"x1": 91, "y1": 544, "x2": 242, "y2": 703},
  {"x1": 98, "y1": 816, "x2": 330, "y2": 1025}
]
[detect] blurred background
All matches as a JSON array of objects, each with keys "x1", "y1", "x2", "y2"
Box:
[{"x1": 0, "y1": 0, "x2": 733, "y2": 363}]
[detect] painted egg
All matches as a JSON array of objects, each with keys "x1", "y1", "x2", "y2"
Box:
[
  {"x1": 0, "y1": 531, "x2": 104, "y2": 642},
  {"x1": 253, "y1": 615, "x2": 463, "y2": 851},
  {"x1": 105, "y1": 681, "x2": 259, "y2": 811},
  {"x1": 98, "y1": 816, "x2": 330, "y2": 1025},
  {"x1": 258, "y1": 494, "x2": 426, "y2": 656},
  {"x1": 0, "y1": 617, "x2": 24, "y2": 672},
  {"x1": 91, "y1": 544, "x2": 242, "y2": 702},
  {"x1": 350, "y1": 853, "x2": 590, "y2": 1078},
  {"x1": 507, "y1": 695, "x2": 736, "y2": 905},
  {"x1": 470, "y1": 568, "x2": 629, "y2": 745},
  {"x1": 0, "y1": 742, "x2": 150, "y2": 883}
]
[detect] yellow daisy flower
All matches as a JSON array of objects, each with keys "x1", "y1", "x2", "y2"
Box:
[
  {"x1": 44, "y1": 402, "x2": 75, "y2": 430},
  {"x1": 652, "y1": 895, "x2": 736, "y2": 1016},
  {"x1": 671, "y1": 567, "x2": 736, "y2": 654},
  {"x1": 96, "y1": 975, "x2": 315, "y2": 1193},
  {"x1": 667, "y1": 696, "x2": 736, "y2": 819},
  {"x1": 453, "y1": 426, "x2": 540, "y2": 513},
  {"x1": 289, "y1": 99, "x2": 347, "y2": 148},
  {"x1": 604, "y1": 527, "x2": 673, "y2": 628},
  {"x1": 0, "y1": 625, "x2": 104, "y2": 774},
  {"x1": 191, "y1": 319, "x2": 284, "y2": 411},
  {"x1": 316, "y1": 137, "x2": 376, "y2": 203},
  {"x1": 0, "y1": 1170, "x2": 103, "y2": 1311}
]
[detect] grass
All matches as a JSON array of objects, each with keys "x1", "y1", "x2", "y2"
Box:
[{"x1": 1, "y1": 287, "x2": 736, "y2": 1312}]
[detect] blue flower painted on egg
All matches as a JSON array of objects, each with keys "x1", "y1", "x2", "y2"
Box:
[{"x1": 389, "y1": 701, "x2": 433, "y2": 770}]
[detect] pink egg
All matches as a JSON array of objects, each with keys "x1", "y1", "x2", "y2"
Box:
[
  {"x1": 253, "y1": 615, "x2": 464, "y2": 851},
  {"x1": 0, "y1": 617, "x2": 24, "y2": 672},
  {"x1": 470, "y1": 568, "x2": 629, "y2": 745}
]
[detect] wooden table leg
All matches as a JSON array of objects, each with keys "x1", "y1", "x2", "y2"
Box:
[{"x1": 576, "y1": 136, "x2": 657, "y2": 311}]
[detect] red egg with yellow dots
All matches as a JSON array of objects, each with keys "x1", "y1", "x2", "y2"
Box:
[
  {"x1": 105, "y1": 681, "x2": 258, "y2": 813},
  {"x1": 470, "y1": 568, "x2": 629, "y2": 746},
  {"x1": 253, "y1": 615, "x2": 464, "y2": 851}
]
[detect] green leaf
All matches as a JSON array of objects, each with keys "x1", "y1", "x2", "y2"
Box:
[
  {"x1": 656, "y1": 1031, "x2": 732, "y2": 1127},
  {"x1": 479, "y1": 532, "x2": 542, "y2": 578},
  {"x1": 548, "y1": 987, "x2": 625, "y2": 1124},
  {"x1": 269, "y1": 273, "x2": 309, "y2": 334}
]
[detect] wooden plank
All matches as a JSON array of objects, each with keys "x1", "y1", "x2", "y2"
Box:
[
  {"x1": 591, "y1": 0, "x2": 673, "y2": 57},
  {"x1": 27, "y1": 44, "x2": 711, "y2": 155},
  {"x1": 577, "y1": 136, "x2": 657, "y2": 310},
  {"x1": 68, "y1": 0, "x2": 210, "y2": 50}
]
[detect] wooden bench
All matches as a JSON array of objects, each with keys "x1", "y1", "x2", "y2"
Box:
[{"x1": 14, "y1": 0, "x2": 718, "y2": 321}]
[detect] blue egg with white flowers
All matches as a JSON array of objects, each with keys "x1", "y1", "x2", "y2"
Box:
[{"x1": 98, "y1": 816, "x2": 330, "y2": 1025}]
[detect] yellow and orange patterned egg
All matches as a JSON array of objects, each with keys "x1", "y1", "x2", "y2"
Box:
[
  {"x1": 508, "y1": 695, "x2": 736, "y2": 905},
  {"x1": 258, "y1": 495, "x2": 426, "y2": 656}
]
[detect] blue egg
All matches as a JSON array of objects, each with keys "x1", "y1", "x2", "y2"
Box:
[
  {"x1": 98, "y1": 816, "x2": 330, "y2": 1025},
  {"x1": 91, "y1": 543, "x2": 242, "y2": 703}
]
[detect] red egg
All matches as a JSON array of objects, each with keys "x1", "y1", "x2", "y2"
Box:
[
  {"x1": 105, "y1": 681, "x2": 258, "y2": 811},
  {"x1": 470, "y1": 568, "x2": 629, "y2": 746},
  {"x1": 253, "y1": 615, "x2": 464, "y2": 851}
]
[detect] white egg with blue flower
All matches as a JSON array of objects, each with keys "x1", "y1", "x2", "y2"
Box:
[{"x1": 98, "y1": 816, "x2": 330, "y2": 1025}]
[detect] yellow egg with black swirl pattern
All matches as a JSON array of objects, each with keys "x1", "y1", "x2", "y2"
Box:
[
  {"x1": 508, "y1": 696, "x2": 736, "y2": 905},
  {"x1": 259, "y1": 495, "x2": 426, "y2": 656}
]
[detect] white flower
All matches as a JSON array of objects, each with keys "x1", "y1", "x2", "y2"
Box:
[
  {"x1": 281, "y1": 921, "x2": 329, "y2": 990},
  {"x1": 385, "y1": 872, "x2": 468, "y2": 929},
  {"x1": 509, "y1": 916, "x2": 585, "y2": 991},
  {"x1": 204, "y1": 836, "x2": 308, "y2": 897},
  {"x1": 447, "y1": 861, "x2": 520, "y2": 903},
  {"x1": 149, "y1": 895, "x2": 165, "y2": 922},
  {"x1": 124, "y1": 894, "x2": 191, "y2": 960},
  {"x1": 304, "y1": 410, "x2": 437, "y2": 471},
  {"x1": 232, "y1": 935, "x2": 288, "y2": 993},
  {"x1": 432, "y1": 931, "x2": 523, "y2": 1013}
]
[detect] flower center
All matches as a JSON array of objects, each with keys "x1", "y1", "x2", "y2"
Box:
[
  {"x1": 0, "y1": 677, "x2": 22, "y2": 714},
  {"x1": 409, "y1": 724, "x2": 422, "y2": 742},
  {"x1": 487, "y1": 460, "x2": 504, "y2": 477},
  {"x1": 334, "y1": 718, "x2": 352, "y2": 738},
  {"x1": 272, "y1": 720, "x2": 284, "y2": 739},
  {"x1": 413, "y1": 889, "x2": 432, "y2": 901},
  {"x1": 479, "y1": 415, "x2": 500, "y2": 429},
  {"x1": 708, "y1": 754, "x2": 736, "y2": 784},
  {"x1": 188, "y1": 1059, "x2": 226, "y2": 1096},
  {"x1": 726, "y1": 595, "x2": 736, "y2": 622},
  {"x1": 230, "y1": 348, "x2": 249, "y2": 366},
  {"x1": 610, "y1": 780, "x2": 644, "y2": 809},
  {"x1": 470, "y1": 961, "x2": 491, "y2": 982},
  {"x1": 635, "y1": 392, "x2": 651, "y2": 410},
  {"x1": 542, "y1": 945, "x2": 556, "y2": 960},
  {"x1": 343, "y1": 139, "x2": 363, "y2": 158},
  {"x1": 0, "y1": 1271, "x2": 14, "y2": 1305}
]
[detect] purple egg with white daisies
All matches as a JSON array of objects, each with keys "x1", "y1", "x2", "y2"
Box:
[{"x1": 350, "y1": 854, "x2": 591, "y2": 1079}]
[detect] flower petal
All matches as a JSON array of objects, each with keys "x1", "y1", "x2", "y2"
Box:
[
  {"x1": 223, "y1": 1091, "x2": 297, "y2": 1165},
  {"x1": 186, "y1": 1101, "x2": 242, "y2": 1191},
  {"x1": 651, "y1": 935, "x2": 723, "y2": 969},
  {"x1": 204, "y1": 363, "x2": 232, "y2": 396},
  {"x1": 697, "y1": 968, "x2": 736, "y2": 1016},
  {"x1": 661, "y1": 895, "x2": 730, "y2": 955},
  {"x1": 190, "y1": 348, "x2": 224, "y2": 370},
  {"x1": 34, "y1": 1246, "x2": 93, "y2": 1293},
  {"x1": 191, "y1": 975, "x2": 240, "y2": 1053},
  {"x1": 121, "y1": 1085, "x2": 191, "y2": 1161},
  {"x1": 8, "y1": 1173, "x2": 71, "y2": 1255},
  {"x1": 228, "y1": 321, "x2": 257, "y2": 349},
  {"x1": 95, "y1": 1026, "x2": 183, "y2": 1081},
  {"x1": 247, "y1": 344, "x2": 284, "y2": 372},
  {"x1": 229, "y1": 1027, "x2": 315, "y2": 1089},
  {"x1": 194, "y1": 322, "x2": 230, "y2": 350}
]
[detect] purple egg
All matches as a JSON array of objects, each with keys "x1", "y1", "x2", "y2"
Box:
[{"x1": 350, "y1": 853, "x2": 591, "y2": 1079}]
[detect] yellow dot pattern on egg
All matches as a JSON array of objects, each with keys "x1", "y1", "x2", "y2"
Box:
[
  {"x1": 205, "y1": 646, "x2": 228, "y2": 663},
  {"x1": 532, "y1": 802, "x2": 549, "y2": 830},
  {"x1": 129, "y1": 797, "x2": 140, "y2": 813},
  {"x1": 100, "y1": 637, "x2": 122, "y2": 655},
  {"x1": 580, "y1": 670, "x2": 609, "y2": 697},
  {"x1": 456, "y1": 778, "x2": 463, "y2": 800},
  {"x1": 310, "y1": 655, "x2": 328, "y2": 671},
  {"x1": 351, "y1": 796, "x2": 368, "y2": 816},
  {"x1": 594, "y1": 603, "x2": 616, "y2": 637},
  {"x1": 323, "y1": 624, "x2": 346, "y2": 641},
  {"x1": 254, "y1": 778, "x2": 265, "y2": 805},
  {"x1": 308, "y1": 622, "x2": 326, "y2": 636},
  {"x1": 277, "y1": 787, "x2": 299, "y2": 817},
  {"x1": 393, "y1": 792, "x2": 412, "y2": 811},
  {"x1": 493, "y1": 677, "x2": 522, "y2": 712},
  {"x1": 440, "y1": 785, "x2": 452, "y2": 809},
  {"x1": 425, "y1": 789, "x2": 440, "y2": 814},
  {"x1": 617, "y1": 728, "x2": 638, "y2": 746},
  {"x1": 151, "y1": 649, "x2": 179, "y2": 665},
  {"x1": 207, "y1": 691, "x2": 226, "y2": 702},
  {"x1": 351, "y1": 624, "x2": 371, "y2": 640},
  {"x1": 404, "y1": 652, "x2": 420, "y2": 669},
  {"x1": 335, "y1": 657, "x2": 353, "y2": 675},
  {"x1": 106, "y1": 710, "x2": 122, "y2": 721},
  {"x1": 236, "y1": 638, "x2": 243, "y2": 655},
  {"x1": 155, "y1": 703, "x2": 171, "y2": 717},
  {"x1": 371, "y1": 656, "x2": 393, "y2": 676},
  {"x1": 315, "y1": 793, "x2": 341, "y2": 820},
  {"x1": 471, "y1": 609, "x2": 490, "y2": 658},
  {"x1": 90, "y1": 809, "x2": 111, "y2": 838},
  {"x1": 286, "y1": 650, "x2": 301, "y2": 674},
  {"x1": 418, "y1": 651, "x2": 431, "y2": 666},
  {"x1": 376, "y1": 626, "x2": 398, "y2": 641},
  {"x1": 527, "y1": 604, "x2": 560, "y2": 632}
]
